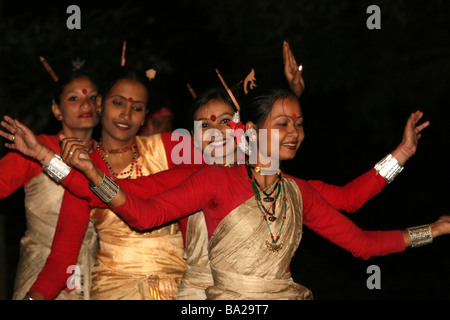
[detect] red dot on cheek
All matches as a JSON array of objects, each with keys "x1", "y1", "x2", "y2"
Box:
[{"x1": 210, "y1": 115, "x2": 216, "y2": 121}]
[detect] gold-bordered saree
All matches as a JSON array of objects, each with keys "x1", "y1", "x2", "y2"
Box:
[
  {"x1": 206, "y1": 177, "x2": 313, "y2": 300},
  {"x1": 89, "y1": 135, "x2": 186, "y2": 300}
]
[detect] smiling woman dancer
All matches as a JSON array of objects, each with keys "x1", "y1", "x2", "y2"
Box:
[
  {"x1": 2, "y1": 79, "x2": 431, "y2": 300},
  {"x1": 73, "y1": 88, "x2": 450, "y2": 300},
  {"x1": 0, "y1": 65, "x2": 99, "y2": 300},
  {"x1": 6, "y1": 86, "x2": 441, "y2": 300},
  {"x1": 2, "y1": 66, "x2": 207, "y2": 300}
]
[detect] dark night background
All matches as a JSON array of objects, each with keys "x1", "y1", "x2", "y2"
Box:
[{"x1": 0, "y1": 0, "x2": 449, "y2": 300}]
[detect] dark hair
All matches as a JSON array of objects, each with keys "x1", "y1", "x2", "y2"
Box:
[
  {"x1": 52, "y1": 69, "x2": 97, "y2": 105},
  {"x1": 99, "y1": 66, "x2": 155, "y2": 112},
  {"x1": 240, "y1": 88, "x2": 298, "y2": 127},
  {"x1": 188, "y1": 87, "x2": 236, "y2": 131}
]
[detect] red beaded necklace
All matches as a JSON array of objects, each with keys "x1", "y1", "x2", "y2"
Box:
[
  {"x1": 97, "y1": 141, "x2": 142, "y2": 180},
  {"x1": 98, "y1": 143, "x2": 134, "y2": 158}
]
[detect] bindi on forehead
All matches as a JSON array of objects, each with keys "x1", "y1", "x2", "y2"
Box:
[
  {"x1": 82, "y1": 89, "x2": 87, "y2": 94},
  {"x1": 128, "y1": 97, "x2": 133, "y2": 102},
  {"x1": 210, "y1": 114, "x2": 216, "y2": 121}
]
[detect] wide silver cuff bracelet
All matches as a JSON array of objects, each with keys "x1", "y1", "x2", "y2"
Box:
[
  {"x1": 407, "y1": 224, "x2": 433, "y2": 248},
  {"x1": 42, "y1": 153, "x2": 72, "y2": 183},
  {"x1": 374, "y1": 154, "x2": 404, "y2": 184},
  {"x1": 89, "y1": 173, "x2": 120, "y2": 203}
]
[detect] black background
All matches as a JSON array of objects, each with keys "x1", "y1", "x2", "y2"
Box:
[{"x1": 1, "y1": 0, "x2": 449, "y2": 300}]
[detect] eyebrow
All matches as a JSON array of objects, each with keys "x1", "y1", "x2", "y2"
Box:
[
  {"x1": 273, "y1": 114, "x2": 304, "y2": 120},
  {"x1": 197, "y1": 112, "x2": 234, "y2": 121},
  {"x1": 110, "y1": 95, "x2": 146, "y2": 103},
  {"x1": 66, "y1": 90, "x2": 97, "y2": 95}
]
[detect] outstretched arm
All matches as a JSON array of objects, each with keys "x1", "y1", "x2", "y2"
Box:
[
  {"x1": 298, "y1": 179, "x2": 450, "y2": 260},
  {"x1": 307, "y1": 110, "x2": 430, "y2": 213}
]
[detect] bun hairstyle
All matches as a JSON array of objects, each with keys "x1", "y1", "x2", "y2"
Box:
[{"x1": 240, "y1": 87, "x2": 298, "y2": 127}]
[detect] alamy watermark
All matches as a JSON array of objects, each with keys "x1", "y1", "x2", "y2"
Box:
[
  {"x1": 366, "y1": 265, "x2": 381, "y2": 290},
  {"x1": 170, "y1": 126, "x2": 280, "y2": 174}
]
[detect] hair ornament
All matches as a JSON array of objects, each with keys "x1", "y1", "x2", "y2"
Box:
[
  {"x1": 121, "y1": 40, "x2": 127, "y2": 66},
  {"x1": 72, "y1": 57, "x2": 85, "y2": 71},
  {"x1": 146, "y1": 68, "x2": 157, "y2": 81},
  {"x1": 186, "y1": 83, "x2": 197, "y2": 99},
  {"x1": 243, "y1": 68, "x2": 257, "y2": 94},
  {"x1": 39, "y1": 56, "x2": 59, "y2": 82}
]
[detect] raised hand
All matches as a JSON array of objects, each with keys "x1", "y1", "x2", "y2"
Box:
[
  {"x1": 391, "y1": 110, "x2": 430, "y2": 165},
  {"x1": 0, "y1": 115, "x2": 44, "y2": 159},
  {"x1": 283, "y1": 40, "x2": 305, "y2": 97},
  {"x1": 401, "y1": 110, "x2": 430, "y2": 155}
]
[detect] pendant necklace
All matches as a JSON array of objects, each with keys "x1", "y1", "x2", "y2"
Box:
[{"x1": 246, "y1": 164, "x2": 287, "y2": 252}]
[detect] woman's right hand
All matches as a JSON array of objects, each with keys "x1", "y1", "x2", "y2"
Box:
[
  {"x1": 59, "y1": 135, "x2": 102, "y2": 183},
  {"x1": 0, "y1": 115, "x2": 47, "y2": 160}
]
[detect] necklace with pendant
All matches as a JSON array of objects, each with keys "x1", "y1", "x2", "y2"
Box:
[{"x1": 246, "y1": 164, "x2": 287, "y2": 253}]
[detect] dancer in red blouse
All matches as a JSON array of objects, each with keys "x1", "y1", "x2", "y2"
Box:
[
  {"x1": 0, "y1": 66, "x2": 99, "y2": 300},
  {"x1": 1, "y1": 82, "x2": 431, "y2": 299},
  {"x1": 31, "y1": 88, "x2": 448, "y2": 299}
]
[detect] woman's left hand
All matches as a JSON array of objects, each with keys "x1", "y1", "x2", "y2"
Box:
[{"x1": 283, "y1": 40, "x2": 305, "y2": 97}]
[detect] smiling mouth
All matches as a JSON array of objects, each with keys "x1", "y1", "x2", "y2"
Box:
[
  {"x1": 115, "y1": 122, "x2": 131, "y2": 130},
  {"x1": 209, "y1": 139, "x2": 229, "y2": 148},
  {"x1": 281, "y1": 142, "x2": 297, "y2": 150}
]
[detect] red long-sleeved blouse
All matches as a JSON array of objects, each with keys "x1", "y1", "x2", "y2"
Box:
[
  {"x1": 0, "y1": 133, "x2": 62, "y2": 198},
  {"x1": 29, "y1": 131, "x2": 395, "y2": 299},
  {"x1": 114, "y1": 165, "x2": 405, "y2": 260}
]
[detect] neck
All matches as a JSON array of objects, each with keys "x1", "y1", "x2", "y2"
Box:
[
  {"x1": 62, "y1": 127, "x2": 93, "y2": 146},
  {"x1": 247, "y1": 151, "x2": 281, "y2": 188},
  {"x1": 100, "y1": 132, "x2": 136, "y2": 150}
]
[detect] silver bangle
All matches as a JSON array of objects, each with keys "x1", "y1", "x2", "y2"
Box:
[
  {"x1": 89, "y1": 173, "x2": 120, "y2": 203},
  {"x1": 42, "y1": 153, "x2": 72, "y2": 183},
  {"x1": 374, "y1": 154, "x2": 404, "y2": 184},
  {"x1": 407, "y1": 224, "x2": 433, "y2": 248}
]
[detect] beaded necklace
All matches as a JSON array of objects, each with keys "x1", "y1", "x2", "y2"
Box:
[
  {"x1": 98, "y1": 142, "x2": 134, "y2": 158},
  {"x1": 97, "y1": 141, "x2": 142, "y2": 180},
  {"x1": 246, "y1": 164, "x2": 287, "y2": 253}
]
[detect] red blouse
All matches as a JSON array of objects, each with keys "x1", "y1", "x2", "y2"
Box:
[
  {"x1": 28, "y1": 132, "x2": 202, "y2": 299},
  {"x1": 29, "y1": 131, "x2": 393, "y2": 299},
  {"x1": 0, "y1": 133, "x2": 62, "y2": 198},
  {"x1": 114, "y1": 165, "x2": 405, "y2": 260}
]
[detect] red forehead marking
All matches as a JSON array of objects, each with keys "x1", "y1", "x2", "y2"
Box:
[
  {"x1": 210, "y1": 115, "x2": 216, "y2": 121},
  {"x1": 128, "y1": 97, "x2": 134, "y2": 102},
  {"x1": 82, "y1": 89, "x2": 87, "y2": 94},
  {"x1": 292, "y1": 113, "x2": 297, "y2": 120}
]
